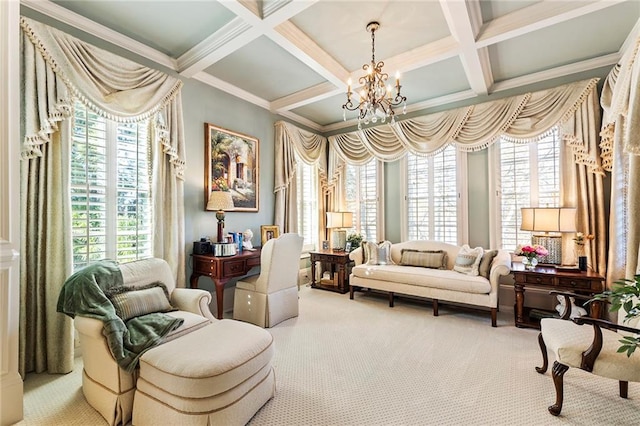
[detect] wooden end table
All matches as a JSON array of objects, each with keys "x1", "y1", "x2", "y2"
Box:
[
  {"x1": 190, "y1": 248, "x2": 261, "y2": 319},
  {"x1": 512, "y1": 262, "x2": 605, "y2": 329},
  {"x1": 310, "y1": 249, "x2": 352, "y2": 294}
]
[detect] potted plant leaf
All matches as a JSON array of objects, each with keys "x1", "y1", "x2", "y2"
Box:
[
  {"x1": 346, "y1": 233, "x2": 363, "y2": 252},
  {"x1": 591, "y1": 274, "x2": 640, "y2": 356}
]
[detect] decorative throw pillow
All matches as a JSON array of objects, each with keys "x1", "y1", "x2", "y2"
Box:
[
  {"x1": 106, "y1": 282, "x2": 175, "y2": 321},
  {"x1": 399, "y1": 249, "x2": 447, "y2": 269},
  {"x1": 452, "y1": 245, "x2": 484, "y2": 276},
  {"x1": 478, "y1": 250, "x2": 498, "y2": 279},
  {"x1": 362, "y1": 240, "x2": 394, "y2": 265}
]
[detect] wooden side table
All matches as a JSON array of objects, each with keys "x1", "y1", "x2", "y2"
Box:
[
  {"x1": 512, "y1": 262, "x2": 605, "y2": 329},
  {"x1": 310, "y1": 249, "x2": 352, "y2": 294},
  {"x1": 190, "y1": 248, "x2": 261, "y2": 319}
]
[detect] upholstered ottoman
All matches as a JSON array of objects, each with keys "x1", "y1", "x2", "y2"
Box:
[{"x1": 132, "y1": 319, "x2": 275, "y2": 425}]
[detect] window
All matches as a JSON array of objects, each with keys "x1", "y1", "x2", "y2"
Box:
[
  {"x1": 344, "y1": 159, "x2": 382, "y2": 242},
  {"x1": 404, "y1": 146, "x2": 464, "y2": 245},
  {"x1": 71, "y1": 102, "x2": 152, "y2": 270},
  {"x1": 296, "y1": 159, "x2": 319, "y2": 251},
  {"x1": 493, "y1": 127, "x2": 560, "y2": 250}
]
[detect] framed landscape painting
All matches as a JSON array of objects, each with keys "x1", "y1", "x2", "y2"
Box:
[{"x1": 205, "y1": 123, "x2": 259, "y2": 212}]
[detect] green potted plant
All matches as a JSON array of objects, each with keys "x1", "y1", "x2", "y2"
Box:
[
  {"x1": 345, "y1": 233, "x2": 364, "y2": 252},
  {"x1": 591, "y1": 274, "x2": 640, "y2": 356}
]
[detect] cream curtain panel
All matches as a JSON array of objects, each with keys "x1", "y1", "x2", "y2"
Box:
[
  {"x1": 274, "y1": 121, "x2": 328, "y2": 242},
  {"x1": 327, "y1": 79, "x2": 606, "y2": 273},
  {"x1": 19, "y1": 17, "x2": 185, "y2": 375},
  {"x1": 600, "y1": 36, "x2": 640, "y2": 304}
]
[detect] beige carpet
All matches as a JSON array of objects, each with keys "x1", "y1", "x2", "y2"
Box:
[{"x1": 20, "y1": 285, "x2": 639, "y2": 425}]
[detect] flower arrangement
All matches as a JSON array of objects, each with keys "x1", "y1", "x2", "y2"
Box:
[
  {"x1": 573, "y1": 232, "x2": 595, "y2": 246},
  {"x1": 516, "y1": 244, "x2": 549, "y2": 260},
  {"x1": 211, "y1": 177, "x2": 229, "y2": 192}
]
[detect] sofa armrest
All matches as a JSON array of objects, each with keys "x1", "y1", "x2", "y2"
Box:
[
  {"x1": 489, "y1": 250, "x2": 512, "y2": 291},
  {"x1": 171, "y1": 288, "x2": 216, "y2": 321},
  {"x1": 349, "y1": 247, "x2": 363, "y2": 266}
]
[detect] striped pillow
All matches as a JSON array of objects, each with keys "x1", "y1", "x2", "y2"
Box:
[
  {"x1": 399, "y1": 249, "x2": 447, "y2": 269},
  {"x1": 107, "y1": 282, "x2": 174, "y2": 321}
]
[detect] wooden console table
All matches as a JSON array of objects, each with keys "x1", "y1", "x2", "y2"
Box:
[
  {"x1": 310, "y1": 249, "x2": 352, "y2": 294},
  {"x1": 190, "y1": 248, "x2": 261, "y2": 319},
  {"x1": 512, "y1": 262, "x2": 605, "y2": 329}
]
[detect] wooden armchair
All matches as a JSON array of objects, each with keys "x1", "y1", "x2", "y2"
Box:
[{"x1": 536, "y1": 291, "x2": 640, "y2": 416}]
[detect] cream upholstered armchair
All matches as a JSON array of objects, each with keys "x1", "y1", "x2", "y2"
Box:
[
  {"x1": 536, "y1": 291, "x2": 640, "y2": 416},
  {"x1": 63, "y1": 257, "x2": 277, "y2": 426},
  {"x1": 233, "y1": 232, "x2": 304, "y2": 327},
  {"x1": 71, "y1": 258, "x2": 215, "y2": 425}
]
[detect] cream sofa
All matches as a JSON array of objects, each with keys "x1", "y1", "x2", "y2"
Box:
[{"x1": 348, "y1": 241, "x2": 511, "y2": 326}]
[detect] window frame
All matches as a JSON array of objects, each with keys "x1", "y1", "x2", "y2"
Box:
[{"x1": 400, "y1": 147, "x2": 468, "y2": 245}]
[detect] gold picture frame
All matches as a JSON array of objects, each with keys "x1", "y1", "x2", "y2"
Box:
[
  {"x1": 260, "y1": 225, "x2": 280, "y2": 246},
  {"x1": 205, "y1": 123, "x2": 259, "y2": 212}
]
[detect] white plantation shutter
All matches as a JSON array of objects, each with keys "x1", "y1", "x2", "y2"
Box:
[
  {"x1": 296, "y1": 160, "x2": 319, "y2": 251},
  {"x1": 71, "y1": 102, "x2": 152, "y2": 270},
  {"x1": 496, "y1": 127, "x2": 560, "y2": 250},
  {"x1": 345, "y1": 160, "x2": 381, "y2": 242},
  {"x1": 405, "y1": 145, "x2": 459, "y2": 244}
]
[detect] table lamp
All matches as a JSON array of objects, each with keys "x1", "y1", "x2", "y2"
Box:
[
  {"x1": 207, "y1": 191, "x2": 234, "y2": 242},
  {"x1": 520, "y1": 207, "x2": 576, "y2": 264},
  {"x1": 326, "y1": 211, "x2": 353, "y2": 251}
]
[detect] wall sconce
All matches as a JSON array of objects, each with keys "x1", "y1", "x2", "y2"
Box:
[
  {"x1": 520, "y1": 207, "x2": 576, "y2": 264},
  {"x1": 326, "y1": 211, "x2": 353, "y2": 251}
]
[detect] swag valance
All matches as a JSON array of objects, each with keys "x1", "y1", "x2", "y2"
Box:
[
  {"x1": 328, "y1": 78, "x2": 603, "y2": 178},
  {"x1": 20, "y1": 17, "x2": 185, "y2": 177}
]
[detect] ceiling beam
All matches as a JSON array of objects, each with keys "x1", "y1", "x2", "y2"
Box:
[
  {"x1": 477, "y1": 0, "x2": 627, "y2": 48},
  {"x1": 271, "y1": 82, "x2": 341, "y2": 112},
  {"x1": 439, "y1": 0, "x2": 493, "y2": 95}
]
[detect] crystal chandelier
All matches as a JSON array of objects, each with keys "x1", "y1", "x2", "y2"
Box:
[{"x1": 342, "y1": 21, "x2": 407, "y2": 129}]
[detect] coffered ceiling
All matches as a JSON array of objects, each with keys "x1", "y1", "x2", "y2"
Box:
[{"x1": 22, "y1": 0, "x2": 640, "y2": 133}]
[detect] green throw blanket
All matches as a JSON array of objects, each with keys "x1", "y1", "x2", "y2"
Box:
[{"x1": 57, "y1": 260, "x2": 184, "y2": 373}]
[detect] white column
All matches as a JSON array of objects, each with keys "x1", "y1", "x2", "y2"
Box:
[{"x1": 0, "y1": 1, "x2": 24, "y2": 424}]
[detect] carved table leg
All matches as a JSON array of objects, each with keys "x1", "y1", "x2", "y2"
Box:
[
  {"x1": 549, "y1": 361, "x2": 569, "y2": 416},
  {"x1": 536, "y1": 333, "x2": 549, "y2": 374},
  {"x1": 213, "y1": 278, "x2": 226, "y2": 320},
  {"x1": 514, "y1": 283, "x2": 525, "y2": 327},
  {"x1": 311, "y1": 258, "x2": 317, "y2": 288}
]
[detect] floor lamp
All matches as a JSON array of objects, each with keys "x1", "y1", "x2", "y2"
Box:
[
  {"x1": 326, "y1": 211, "x2": 353, "y2": 251},
  {"x1": 520, "y1": 207, "x2": 576, "y2": 265}
]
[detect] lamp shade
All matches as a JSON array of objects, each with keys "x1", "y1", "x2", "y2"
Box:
[
  {"x1": 520, "y1": 207, "x2": 576, "y2": 233},
  {"x1": 326, "y1": 211, "x2": 353, "y2": 229},
  {"x1": 207, "y1": 191, "x2": 234, "y2": 211}
]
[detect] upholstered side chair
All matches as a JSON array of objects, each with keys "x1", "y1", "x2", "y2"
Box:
[
  {"x1": 536, "y1": 291, "x2": 640, "y2": 416},
  {"x1": 233, "y1": 232, "x2": 304, "y2": 328}
]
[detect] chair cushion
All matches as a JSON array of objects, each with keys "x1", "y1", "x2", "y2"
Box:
[
  {"x1": 139, "y1": 320, "x2": 274, "y2": 398},
  {"x1": 541, "y1": 318, "x2": 640, "y2": 382}
]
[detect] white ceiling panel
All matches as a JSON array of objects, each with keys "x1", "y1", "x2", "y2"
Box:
[
  {"x1": 203, "y1": 36, "x2": 327, "y2": 102},
  {"x1": 23, "y1": 0, "x2": 640, "y2": 133},
  {"x1": 289, "y1": 0, "x2": 451, "y2": 72},
  {"x1": 51, "y1": 0, "x2": 236, "y2": 57},
  {"x1": 489, "y1": 1, "x2": 639, "y2": 82}
]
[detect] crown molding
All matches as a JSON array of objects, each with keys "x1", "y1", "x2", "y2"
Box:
[
  {"x1": 276, "y1": 110, "x2": 323, "y2": 132},
  {"x1": 21, "y1": 0, "x2": 177, "y2": 70},
  {"x1": 492, "y1": 52, "x2": 619, "y2": 93}
]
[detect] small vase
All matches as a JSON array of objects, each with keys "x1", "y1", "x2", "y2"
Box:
[{"x1": 523, "y1": 257, "x2": 538, "y2": 270}]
